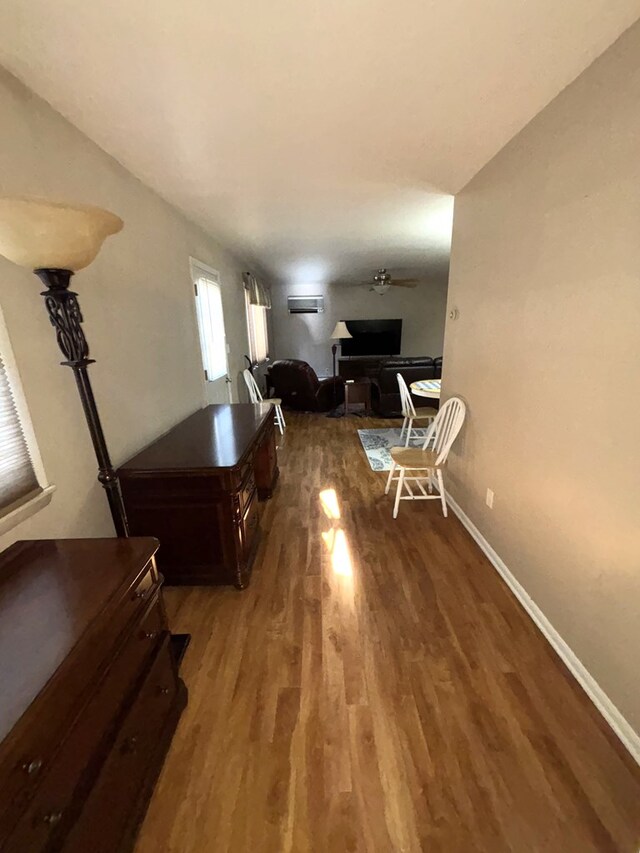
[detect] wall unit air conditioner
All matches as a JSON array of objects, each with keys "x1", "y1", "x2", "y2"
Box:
[{"x1": 287, "y1": 295, "x2": 324, "y2": 314}]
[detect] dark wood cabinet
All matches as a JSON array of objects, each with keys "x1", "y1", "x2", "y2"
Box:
[
  {"x1": 338, "y1": 356, "x2": 385, "y2": 380},
  {"x1": 0, "y1": 537, "x2": 186, "y2": 853},
  {"x1": 118, "y1": 403, "x2": 279, "y2": 588}
]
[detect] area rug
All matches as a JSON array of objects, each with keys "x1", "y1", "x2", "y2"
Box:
[{"x1": 357, "y1": 427, "x2": 428, "y2": 471}]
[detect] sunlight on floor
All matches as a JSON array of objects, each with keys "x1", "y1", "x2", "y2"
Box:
[
  {"x1": 321, "y1": 527, "x2": 353, "y2": 577},
  {"x1": 319, "y1": 488, "x2": 353, "y2": 578},
  {"x1": 319, "y1": 487, "x2": 341, "y2": 520}
]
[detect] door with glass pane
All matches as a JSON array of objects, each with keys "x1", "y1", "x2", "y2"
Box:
[{"x1": 190, "y1": 260, "x2": 232, "y2": 405}]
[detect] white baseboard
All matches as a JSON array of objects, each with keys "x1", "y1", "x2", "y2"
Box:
[{"x1": 445, "y1": 491, "x2": 640, "y2": 767}]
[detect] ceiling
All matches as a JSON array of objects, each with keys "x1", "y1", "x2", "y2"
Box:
[{"x1": 0, "y1": 1, "x2": 638, "y2": 286}]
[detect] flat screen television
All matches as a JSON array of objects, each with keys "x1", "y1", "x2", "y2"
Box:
[{"x1": 340, "y1": 319, "x2": 402, "y2": 357}]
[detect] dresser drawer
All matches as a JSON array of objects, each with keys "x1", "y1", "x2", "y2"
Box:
[
  {"x1": 238, "y1": 457, "x2": 253, "y2": 487},
  {"x1": 241, "y1": 492, "x2": 260, "y2": 561},
  {"x1": 239, "y1": 469, "x2": 257, "y2": 515},
  {"x1": 2, "y1": 596, "x2": 166, "y2": 853},
  {"x1": 63, "y1": 637, "x2": 178, "y2": 853},
  {"x1": 0, "y1": 559, "x2": 160, "y2": 842}
]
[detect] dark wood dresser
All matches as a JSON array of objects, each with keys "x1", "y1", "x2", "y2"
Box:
[
  {"x1": 0, "y1": 537, "x2": 186, "y2": 853},
  {"x1": 117, "y1": 402, "x2": 279, "y2": 589}
]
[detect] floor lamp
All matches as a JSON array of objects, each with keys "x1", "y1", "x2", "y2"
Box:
[
  {"x1": 0, "y1": 197, "x2": 191, "y2": 662},
  {"x1": 0, "y1": 196, "x2": 130, "y2": 536},
  {"x1": 328, "y1": 321, "x2": 352, "y2": 417}
]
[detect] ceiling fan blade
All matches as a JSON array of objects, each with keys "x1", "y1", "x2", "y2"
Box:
[{"x1": 390, "y1": 279, "x2": 419, "y2": 288}]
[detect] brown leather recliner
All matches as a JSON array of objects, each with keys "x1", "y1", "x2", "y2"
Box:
[
  {"x1": 267, "y1": 360, "x2": 345, "y2": 411},
  {"x1": 371, "y1": 356, "x2": 441, "y2": 416}
]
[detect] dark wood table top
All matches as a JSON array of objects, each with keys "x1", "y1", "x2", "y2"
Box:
[
  {"x1": 0, "y1": 538, "x2": 158, "y2": 743},
  {"x1": 118, "y1": 403, "x2": 274, "y2": 475}
]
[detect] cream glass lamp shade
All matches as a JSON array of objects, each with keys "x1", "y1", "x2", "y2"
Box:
[
  {"x1": 0, "y1": 197, "x2": 123, "y2": 272},
  {"x1": 330, "y1": 321, "x2": 352, "y2": 340}
]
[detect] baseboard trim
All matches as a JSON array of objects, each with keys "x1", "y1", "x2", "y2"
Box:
[{"x1": 445, "y1": 491, "x2": 640, "y2": 767}]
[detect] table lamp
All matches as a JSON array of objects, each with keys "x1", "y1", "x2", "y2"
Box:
[{"x1": 0, "y1": 196, "x2": 129, "y2": 536}]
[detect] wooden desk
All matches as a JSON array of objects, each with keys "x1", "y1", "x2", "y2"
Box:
[
  {"x1": 0, "y1": 538, "x2": 185, "y2": 853},
  {"x1": 118, "y1": 403, "x2": 279, "y2": 588}
]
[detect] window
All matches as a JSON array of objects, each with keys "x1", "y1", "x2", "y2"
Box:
[
  {"x1": 0, "y1": 307, "x2": 52, "y2": 530},
  {"x1": 0, "y1": 353, "x2": 38, "y2": 509},
  {"x1": 192, "y1": 268, "x2": 228, "y2": 382},
  {"x1": 245, "y1": 289, "x2": 270, "y2": 363}
]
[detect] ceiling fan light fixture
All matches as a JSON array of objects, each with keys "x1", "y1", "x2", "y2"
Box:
[{"x1": 373, "y1": 268, "x2": 391, "y2": 284}]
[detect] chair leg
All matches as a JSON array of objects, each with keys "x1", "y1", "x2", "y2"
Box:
[
  {"x1": 385, "y1": 460, "x2": 396, "y2": 495},
  {"x1": 274, "y1": 407, "x2": 284, "y2": 435},
  {"x1": 436, "y1": 469, "x2": 447, "y2": 517},
  {"x1": 393, "y1": 468, "x2": 405, "y2": 518},
  {"x1": 277, "y1": 405, "x2": 286, "y2": 430},
  {"x1": 404, "y1": 418, "x2": 413, "y2": 447}
]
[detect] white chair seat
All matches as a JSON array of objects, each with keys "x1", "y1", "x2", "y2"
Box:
[
  {"x1": 411, "y1": 407, "x2": 438, "y2": 420},
  {"x1": 389, "y1": 447, "x2": 443, "y2": 469}
]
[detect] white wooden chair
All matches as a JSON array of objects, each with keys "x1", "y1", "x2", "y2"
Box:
[
  {"x1": 385, "y1": 396, "x2": 466, "y2": 518},
  {"x1": 243, "y1": 369, "x2": 286, "y2": 434},
  {"x1": 397, "y1": 373, "x2": 437, "y2": 447}
]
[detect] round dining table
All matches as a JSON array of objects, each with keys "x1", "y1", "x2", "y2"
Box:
[{"x1": 410, "y1": 378, "x2": 441, "y2": 399}]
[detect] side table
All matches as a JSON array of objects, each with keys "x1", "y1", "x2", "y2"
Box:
[{"x1": 344, "y1": 378, "x2": 372, "y2": 416}]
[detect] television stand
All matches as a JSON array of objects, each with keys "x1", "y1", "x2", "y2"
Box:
[{"x1": 338, "y1": 356, "x2": 386, "y2": 381}]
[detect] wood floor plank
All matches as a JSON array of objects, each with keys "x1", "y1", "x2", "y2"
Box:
[{"x1": 135, "y1": 412, "x2": 640, "y2": 853}]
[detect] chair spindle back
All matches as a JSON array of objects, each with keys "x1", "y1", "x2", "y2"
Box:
[
  {"x1": 422, "y1": 396, "x2": 466, "y2": 465},
  {"x1": 397, "y1": 373, "x2": 417, "y2": 418},
  {"x1": 243, "y1": 368, "x2": 263, "y2": 404}
]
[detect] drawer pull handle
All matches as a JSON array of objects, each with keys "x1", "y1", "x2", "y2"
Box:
[
  {"x1": 43, "y1": 811, "x2": 63, "y2": 826},
  {"x1": 133, "y1": 589, "x2": 147, "y2": 600},
  {"x1": 158, "y1": 686, "x2": 170, "y2": 695},
  {"x1": 22, "y1": 757, "x2": 43, "y2": 775},
  {"x1": 143, "y1": 631, "x2": 158, "y2": 640}
]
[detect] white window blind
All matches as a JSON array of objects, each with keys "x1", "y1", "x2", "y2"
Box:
[
  {"x1": 0, "y1": 353, "x2": 39, "y2": 511},
  {"x1": 194, "y1": 276, "x2": 228, "y2": 381},
  {"x1": 245, "y1": 290, "x2": 270, "y2": 363}
]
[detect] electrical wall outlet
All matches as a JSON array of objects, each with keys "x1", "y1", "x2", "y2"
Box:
[{"x1": 486, "y1": 488, "x2": 494, "y2": 509}]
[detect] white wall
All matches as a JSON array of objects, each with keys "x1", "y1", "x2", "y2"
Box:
[
  {"x1": 443, "y1": 22, "x2": 640, "y2": 734},
  {"x1": 0, "y1": 68, "x2": 252, "y2": 551},
  {"x1": 270, "y1": 279, "x2": 448, "y2": 375}
]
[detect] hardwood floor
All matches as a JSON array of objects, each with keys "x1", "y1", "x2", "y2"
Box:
[{"x1": 135, "y1": 412, "x2": 640, "y2": 853}]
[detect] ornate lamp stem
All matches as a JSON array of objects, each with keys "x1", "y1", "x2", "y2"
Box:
[{"x1": 34, "y1": 268, "x2": 129, "y2": 538}]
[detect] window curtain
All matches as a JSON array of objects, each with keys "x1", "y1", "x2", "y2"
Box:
[{"x1": 243, "y1": 272, "x2": 272, "y2": 309}]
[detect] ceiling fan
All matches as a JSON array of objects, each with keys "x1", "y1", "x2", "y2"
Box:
[{"x1": 364, "y1": 269, "x2": 419, "y2": 294}]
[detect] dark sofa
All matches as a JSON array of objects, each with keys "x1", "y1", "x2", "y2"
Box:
[
  {"x1": 371, "y1": 356, "x2": 442, "y2": 416},
  {"x1": 267, "y1": 359, "x2": 345, "y2": 411}
]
